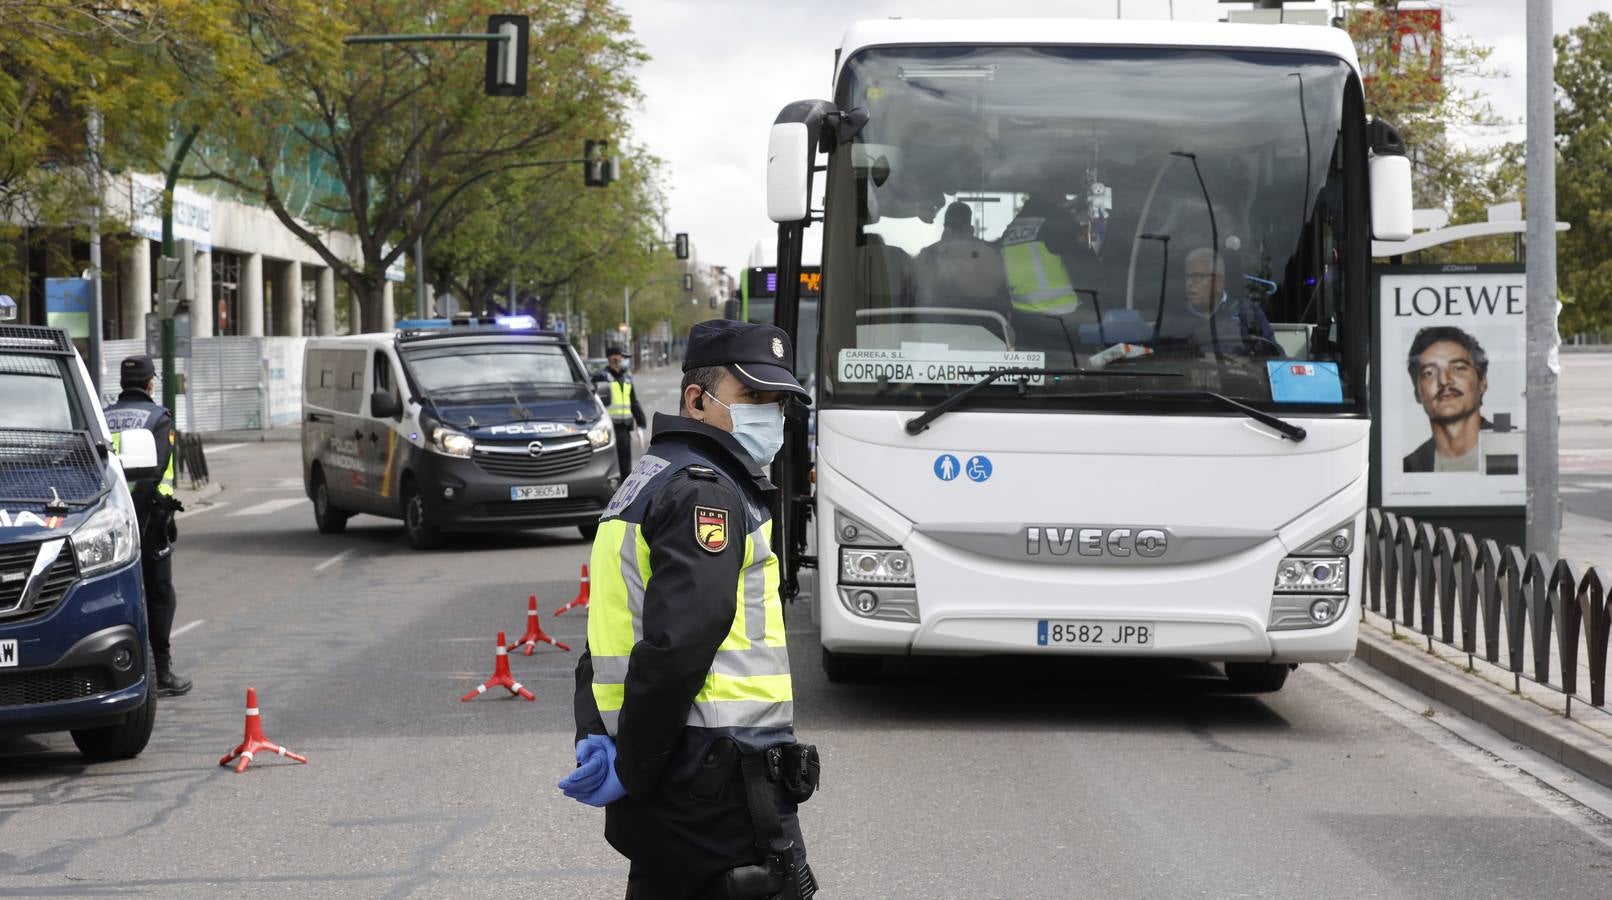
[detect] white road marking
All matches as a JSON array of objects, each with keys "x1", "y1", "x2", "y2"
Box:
[
  {"x1": 175, "y1": 502, "x2": 229, "y2": 520},
  {"x1": 206, "y1": 443, "x2": 248, "y2": 454},
  {"x1": 229, "y1": 498, "x2": 306, "y2": 517},
  {"x1": 171, "y1": 619, "x2": 205, "y2": 638},
  {"x1": 313, "y1": 549, "x2": 354, "y2": 572},
  {"x1": 1319, "y1": 660, "x2": 1612, "y2": 849}
]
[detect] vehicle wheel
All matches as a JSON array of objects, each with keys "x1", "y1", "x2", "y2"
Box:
[
  {"x1": 402, "y1": 481, "x2": 443, "y2": 550},
  {"x1": 1224, "y1": 662, "x2": 1292, "y2": 693},
  {"x1": 71, "y1": 660, "x2": 157, "y2": 761},
  {"x1": 578, "y1": 522, "x2": 599, "y2": 541},
  {"x1": 311, "y1": 470, "x2": 350, "y2": 535},
  {"x1": 822, "y1": 647, "x2": 883, "y2": 684}
]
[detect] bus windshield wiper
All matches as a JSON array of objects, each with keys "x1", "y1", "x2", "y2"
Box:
[
  {"x1": 1076, "y1": 388, "x2": 1308, "y2": 442},
  {"x1": 903, "y1": 366, "x2": 1175, "y2": 436}
]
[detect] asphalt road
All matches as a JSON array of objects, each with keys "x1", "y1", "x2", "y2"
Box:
[{"x1": 4, "y1": 365, "x2": 1612, "y2": 898}]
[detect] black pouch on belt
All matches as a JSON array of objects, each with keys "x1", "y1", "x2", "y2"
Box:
[{"x1": 770, "y1": 744, "x2": 820, "y2": 804}]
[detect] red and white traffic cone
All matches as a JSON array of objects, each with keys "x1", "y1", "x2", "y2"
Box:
[
  {"x1": 511, "y1": 595, "x2": 570, "y2": 655},
  {"x1": 219, "y1": 687, "x2": 307, "y2": 773},
  {"x1": 553, "y1": 564, "x2": 590, "y2": 617},
  {"x1": 461, "y1": 631, "x2": 535, "y2": 702}
]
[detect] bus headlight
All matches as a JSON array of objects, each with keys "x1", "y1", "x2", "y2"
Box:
[
  {"x1": 72, "y1": 490, "x2": 139, "y2": 576},
  {"x1": 429, "y1": 426, "x2": 474, "y2": 458},
  {"x1": 840, "y1": 549, "x2": 915, "y2": 586},
  {"x1": 587, "y1": 418, "x2": 614, "y2": 449},
  {"x1": 1273, "y1": 556, "x2": 1347, "y2": 593}
]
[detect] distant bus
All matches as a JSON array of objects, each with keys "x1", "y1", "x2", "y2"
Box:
[{"x1": 740, "y1": 265, "x2": 821, "y2": 382}]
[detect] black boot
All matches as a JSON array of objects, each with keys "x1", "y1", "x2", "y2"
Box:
[{"x1": 155, "y1": 660, "x2": 192, "y2": 697}]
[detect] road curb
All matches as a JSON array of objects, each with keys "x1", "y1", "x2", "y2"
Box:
[
  {"x1": 179, "y1": 480, "x2": 225, "y2": 505},
  {"x1": 1354, "y1": 625, "x2": 1612, "y2": 790}
]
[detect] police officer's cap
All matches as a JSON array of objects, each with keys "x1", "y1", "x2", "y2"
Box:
[
  {"x1": 605, "y1": 345, "x2": 629, "y2": 358},
  {"x1": 683, "y1": 320, "x2": 810, "y2": 405},
  {"x1": 120, "y1": 355, "x2": 155, "y2": 387}
]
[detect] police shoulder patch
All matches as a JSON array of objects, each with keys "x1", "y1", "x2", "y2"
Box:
[{"x1": 694, "y1": 505, "x2": 729, "y2": 553}]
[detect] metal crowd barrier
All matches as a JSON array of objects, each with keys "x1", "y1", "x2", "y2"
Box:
[
  {"x1": 175, "y1": 432, "x2": 210, "y2": 489},
  {"x1": 1365, "y1": 510, "x2": 1610, "y2": 716}
]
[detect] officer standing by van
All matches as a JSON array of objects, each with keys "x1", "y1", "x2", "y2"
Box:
[
  {"x1": 104, "y1": 356, "x2": 191, "y2": 697},
  {"x1": 592, "y1": 345, "x2": 646, "y2": 478},
  {"x1": 560, "y1": 320, "x2": 819, "y2": 899}
]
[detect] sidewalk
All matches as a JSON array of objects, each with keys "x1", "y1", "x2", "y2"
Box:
[{"x1": 200, "y1": 427, "x2": 300, "y2": 444}]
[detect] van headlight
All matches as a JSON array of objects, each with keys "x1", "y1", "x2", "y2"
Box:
[
  {"x1": 429, "y1": 425, "x2": 474, "y2": 458},
  {"x1": 587, "y1": 418, "x2": 614, "y2": 449},
  {"x1": 73, "y1": 490, "x2": 139, "y2": 576}
]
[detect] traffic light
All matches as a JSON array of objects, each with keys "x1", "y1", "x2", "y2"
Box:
[
  {"x1": 682, "y1": 273, "x2": 694, "y2": 292},
  {"x1": 156, "y1": 255, "x2": 190, "y2": 319},
  {"x1": 674, "y1": 232, "x2": 689, "y2": 260},
  {"x1": 484, "y1": 15, "x2": 529, "y2": 97},
  {"x1": 584, "y1": 139, "x2": 618, "y2": 187}
]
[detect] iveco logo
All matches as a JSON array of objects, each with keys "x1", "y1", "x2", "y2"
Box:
[
  {"x1": 526, "y1": 441, "x2": 546, "y2": 458},
  {"x1": 1026, "y1": 527, "x2": 1168, "y2": 558}
]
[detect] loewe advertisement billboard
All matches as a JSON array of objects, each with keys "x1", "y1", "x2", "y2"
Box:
[{"x1": 1376, "y1": 265, "x2": 1526, "y2": 510}]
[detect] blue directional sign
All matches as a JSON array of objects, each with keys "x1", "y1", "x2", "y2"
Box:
[{"x1": 933, "y1": 454, "x2": 960, "y2": 482}]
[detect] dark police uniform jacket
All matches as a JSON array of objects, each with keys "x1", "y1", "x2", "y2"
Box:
[
  {"x1": 104, "y1": 389, "x2": 177, "y2": 560},
  {"x1": 572, "y1": 413, "x2": 802, "y2": 884}
]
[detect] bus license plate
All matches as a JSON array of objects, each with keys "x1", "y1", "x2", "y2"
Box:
[
  {"x1": 0, "y1": 639, "x2": 16, "y2": 667},
  {"x1": 510, "y1": 484, "x2": 568, "y2": 501},
  {"x1": 1037, "y1": 620, "x2": 1153, "y2": 647}
]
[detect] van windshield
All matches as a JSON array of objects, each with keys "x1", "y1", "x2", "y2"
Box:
[
  {"x1": 403, "y1": 344, "x2": 583, "y2": 400},
  {"x1": 0, "y1": 354, "x2": 80, "y2": 431}
]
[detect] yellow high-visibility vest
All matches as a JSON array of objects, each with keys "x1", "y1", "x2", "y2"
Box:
[
  {"x1": 608, "y1": 379, "x2": 635, "y2": 424},
  {"x1": 1002, "y1": 216, "x2": 1083, "y2": 316}
]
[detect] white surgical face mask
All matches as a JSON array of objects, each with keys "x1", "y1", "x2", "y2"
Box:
[{"x1": 706, "y1": 394, "x2": 785, "y2": 466}]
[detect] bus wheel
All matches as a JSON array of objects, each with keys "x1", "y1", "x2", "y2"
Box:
[
  {"x1": 1224, "y1": 662, "x2": 1292, "y2": 693},
  {"x1": 822, "y1": 647, "x2": 882, "y2": 684}
]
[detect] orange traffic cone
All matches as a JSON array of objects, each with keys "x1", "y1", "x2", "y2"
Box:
[
  {"x1": 553, "y1": 565, "x2": 590, "y2": 617},
  {"x1": 511, "y1": 595, "x2": 570, "y2": 655},
  {"x1": 219, "y1": 687, "x2": 307, "y2": 773},
  {"x1": 461, "y1": 631, "x2": 535, "y2": 702}
]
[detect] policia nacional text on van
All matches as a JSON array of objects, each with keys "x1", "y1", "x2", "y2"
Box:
[{"x1": 561, "y1": 320, "x2": 820, "y2": 899}]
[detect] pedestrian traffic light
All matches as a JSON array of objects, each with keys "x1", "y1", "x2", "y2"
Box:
[
  {"x1": 682, "y1": 274, "x2": 694, "y2": 291},
  {"x1": 584, "y1": 139, "x2": 616, "y2": 188},
  {"x1": 484, "y1": 14, "x2": 529, "y2": 97},
  {"x1": 674, "y1": 233, "x2": 690, "y2": 260}
]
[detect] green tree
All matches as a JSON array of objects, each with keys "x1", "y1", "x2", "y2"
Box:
[
  {"x1": 190, "y1": 0, "x2": 644, "y2": 332},
  {"x1": 1555, "y1": 12, "x2": 1612, "y2": 336}
]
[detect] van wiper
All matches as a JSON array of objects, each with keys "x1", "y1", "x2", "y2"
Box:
[
  {"x1": 903, "y1": 366, "x2": 1174, "y2": 436},
  {"x1": 1076, "y1": 388, "x2": 1308, "y2": 442}
]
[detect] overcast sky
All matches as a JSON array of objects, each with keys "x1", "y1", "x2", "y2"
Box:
[{"x1": 616, "y1": 0, "x2": 1604, "y2": 271}]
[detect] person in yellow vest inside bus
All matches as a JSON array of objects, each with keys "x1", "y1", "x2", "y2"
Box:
[
  {"x1": 1000, "y1": 178, "x2": 1099, "y2": 349},
  {"x1": 105, "y1": 355, "x2": 190, "y2": 697},
  {"x1": 591, "y1": 345, "x2": 646, "y2": 479},
  {"x1": 561, "y1": 320, "x2": 819, "y2": 899}
]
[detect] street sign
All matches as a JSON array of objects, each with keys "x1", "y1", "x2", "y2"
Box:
[{"x1": 484, "y1": 15, "x2": 529, "y2": 97}]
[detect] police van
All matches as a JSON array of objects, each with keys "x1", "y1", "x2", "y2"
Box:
[
  {"x1": 0, "y1": 320, "x2": 161, "y2": 759},
  {"x1": 302, "y1": 317, "x2": 620, "y2": 549}
]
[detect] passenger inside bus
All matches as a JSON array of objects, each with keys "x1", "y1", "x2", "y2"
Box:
[
  {"x1": 914, "y1": 201, "x2": 1010, "y2": 315},
  {"x1": 1154, "y1": 247, "x2": 1279, "y2": 356}
]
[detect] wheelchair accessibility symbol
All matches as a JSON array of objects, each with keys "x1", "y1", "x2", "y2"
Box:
[
  {"x1": 965, "y1": 455, "x2": 992, "y2": 483},
  {"x1": 933, "y1": 454, "x2": 961, "y2": 482}
]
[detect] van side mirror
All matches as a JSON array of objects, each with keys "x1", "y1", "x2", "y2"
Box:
[
  {"x1": 370, "y1": 391, "x2": 401, "y2": 419},
  {"x1": 115, "y1": 429, "x2": 159, "y2": 482}
]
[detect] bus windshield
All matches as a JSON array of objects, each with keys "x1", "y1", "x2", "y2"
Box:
[{"x1": 820, "y1": 45, "x2": 1365, "y2": 415}]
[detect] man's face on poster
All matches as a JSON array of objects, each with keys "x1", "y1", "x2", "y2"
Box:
[{"x1": 1412, "y1": 340, "x2": 1486, "y2": 426}]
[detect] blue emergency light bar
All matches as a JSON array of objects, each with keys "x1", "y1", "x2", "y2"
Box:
[{"x1": 395, "y1": 315, "x2": 541, "y2": 333}]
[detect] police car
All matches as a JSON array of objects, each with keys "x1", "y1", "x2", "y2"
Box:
[
  {"x1": 302, "y1": 316, "x2": 619, "y2": 549},
  {"x1": 0, "y1": 317, "x2": 161, "y2": 759}
]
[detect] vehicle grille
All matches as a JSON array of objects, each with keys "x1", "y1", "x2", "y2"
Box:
[
  {"x1": 0, "y1": 542, "x2": 77, "y2": 623},
  {"x1": 0, "y1": 667, "x2": 112, "y2": 708},
  {"x1": 473, "y1": 441, "x2": 594, "y2": 480},
  {"x1": 472, "y1": 498, "x2": 604, "y2": 520}
]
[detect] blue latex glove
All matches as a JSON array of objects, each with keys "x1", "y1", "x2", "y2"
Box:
[{"x1": 557, "y1": 734, "x2": 626, "y2": 807}]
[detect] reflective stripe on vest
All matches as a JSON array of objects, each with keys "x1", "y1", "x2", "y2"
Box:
[
  {"x1": 608, "y1": 380, "x2": 634, "y2": 424},
  {"x1": 1003, "y1": 240, "x2": 1082, "y2": 316},
  {"x1": 588, "y1": 516, "x2": 792, "y2": 735}
]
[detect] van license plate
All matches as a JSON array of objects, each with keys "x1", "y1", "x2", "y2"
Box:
[
  {"x1": 511, "y1": 484, "x2": 568, "y2": 501},
  {"x1": 1037, "y1": 621, "x2": 1154, "y2": 647},
  {"x1": 0, "y1": 639, "x2": 16, "y2": 668}
]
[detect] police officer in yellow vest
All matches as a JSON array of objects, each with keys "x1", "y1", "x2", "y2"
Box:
[
  {"x1": 561, "y1": 320, "x2": 819, "y2": 899},
  {"x1": 592, "y1": 345, "x2": 647, "y2": 479},
  {"x1": 105, "y1": 356, "x2": 191, "y2": 697}
]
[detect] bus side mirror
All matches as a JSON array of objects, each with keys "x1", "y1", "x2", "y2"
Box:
[
  {"x1": 767, "y1": 122, "x2": 812, "y2": 223},
  {"x1": 1367, "y1": 119, "x2": 1412, "y2": 241},
  {"x1": 115, "y1": 429, "x2": 159, "y2": 482}
]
